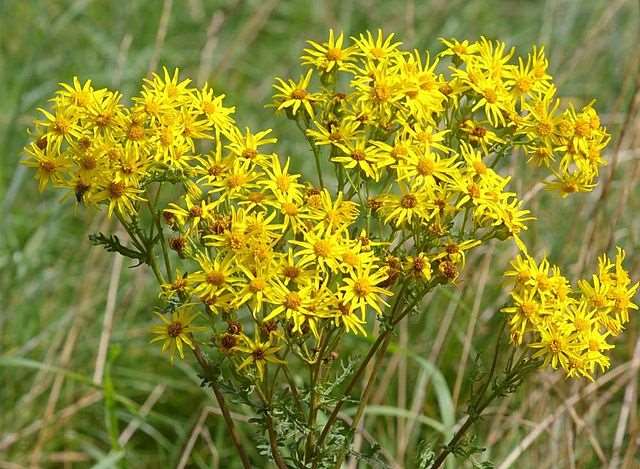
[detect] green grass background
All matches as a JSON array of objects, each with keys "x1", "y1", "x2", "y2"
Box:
[{"x1": 1, "y1": 0, "x2": 639, "y2": 467}]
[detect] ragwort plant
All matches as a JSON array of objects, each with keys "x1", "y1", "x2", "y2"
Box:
[{"x1": 23, "y1": 30, "x2": 638, "y2": 468}]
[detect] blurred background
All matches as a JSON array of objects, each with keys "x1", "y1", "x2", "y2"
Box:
[{"x1": 1, "y1": 0, "x2": 639, "y2": 467}]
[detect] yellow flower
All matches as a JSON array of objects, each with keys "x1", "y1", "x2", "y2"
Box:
[
  {"x1": 340, "y1": 265, "x2": 391, "y2": 316},
  {"x1": 334, "y1": 294, "x2": 368, "y2": 335},
  {"x1": 352, "y1": 29, "x2": 401, "y2": 61},
  {"x1": 57, "y1": 77, "x2": 101, "y2": 109},
  {"x1": 307, "y1": 117, "x2": 362, "y2": 147},
  {"x1": 396, "y1": 149, "x2": 460, "y2": 186},
  {"x1": 405, "y1": 253, "x2": 432, "y2": 282},
  {"x1": 333, "y1": 138, "x2": 392, "y2": 180},
  {"x1": 235, "y1": 332, "x2": 284, "y2": 380},
  {"x1": 164, "y1": 195, "x2": 215, "y2": 232},
  {"x1": 470, "y1": 77, "x2": 514, "y2": 127},
  {"x1": 226, "y1": 127, "x2": 277, "y2": 165},
  {"x1": 438, "y1": 38, "x2": 479, "y2": 61},
  {"x1": 194, "y1": 83, "x2": 235, "y2": 132},
  {"x1": 97, "y1": 177, "x2": 145, "y2": 218},
  {"x1": 261, "y1": 154, "x2": 304, "y2": 198},
  {"x1": 190, "y1": 252, "x2": 240, "y2": 299},
  {"x1": 150, "y1": 307, "x2": 207, "y2": 363},
  {"x1": 302, "y1": 29, "x2": 357, "y2": 73},
  {"x1": 529, "y1": 323, "x2": 575, "y2": 370},
  {"x1": 234, "y1": 265, "x2": 277, "y2": 313},
  {"x1": 144, "y1": 67, "x2": 194, "y2": 106},
  {"x1": 264, "y1": 282, "x2": 315, "y2": 326},
  {"x1": 22, "y1": 140, "x2": 71, "y2": 192},
  {"x1": 36, "y1": 106, "x2": 83, "y2": 148},
  {"x1": 381, "y1": 184, "x2": 432, "y2": 227},
  {"x1": 502, "y1": 288, "x2": 545, "y2": 344},
  {"x1": 290, "y1": 227, "x2": 343, "y2": 273},
  {"x1": 273, "y1": 69, "x2": 317, "y2": 117}
]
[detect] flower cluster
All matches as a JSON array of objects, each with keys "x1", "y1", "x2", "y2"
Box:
[
  {"x1": 23, "y1": 31, "x2": 633, "y2": 384},
  {"x1": 23, "y1": 69, "x2": 235, "y2": 216},
  {"x1": 503, "y1": 249, "x2": 638, "y2": 379}
]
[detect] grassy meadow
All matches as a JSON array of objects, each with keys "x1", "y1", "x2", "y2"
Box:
[{"x1": 1, "y1": 0, "x2": 639, "y2": 467}]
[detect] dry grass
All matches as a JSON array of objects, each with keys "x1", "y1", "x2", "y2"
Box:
[{"x1": 1, "y1": 0, "x2": 639, "y2": 467}]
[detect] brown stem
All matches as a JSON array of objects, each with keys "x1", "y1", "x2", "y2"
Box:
[
  {"x1": 266, "y1": 412, "x2": 288, "y2": 469},
  {"x1": 313, "y1": 283, "x2": 425, "y2": 467},
  {"x1": 332, "y1": 333, "x2": 394, "y2": 469},
  {"x1": 192, "y1": 345, "x2": 252, "y2": 469},
  {"x1": 255, "y1": 385, "x2": 288, "y2": 469}
]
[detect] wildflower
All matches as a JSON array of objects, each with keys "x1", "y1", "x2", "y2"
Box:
[
  {"x1": 302, "y1": 29, "x2": 357, "y2": 73},
  {"x1": 190, "y1": 253, "x2": 240, "y2": 299},
  {"x1": 332, "y1": 138, "x2": 392, "y2": 180},
  {"x1": 194, "y1": 83, "x2": 235, "y2": 132},
  {"x1": 340, "y1": 265, "x2": 392, "y2": 316},
  {"x1": 22, "y1": 141, "x2": 71, "y2": 191},
  {"x1": 150, "y1": 307, "x2": 207, "y2": 363},
  {"x1": 273, "y1": 69, "x2": 317, "y2": 117},
  {"x1": 226, "y1": 127, "x2": 277, "y2": 165},
  {"x1": 381, "y1": 184, "x2": 432, "y2": 227},
  {"x1": 97, "y1": 178, "x2": 145, "y2": 218},
  {"x1": 353, "y1": 29, "x2": 401, "y2": 61},
  {"x1": 235, "y1": 332, "x2": 284, "y2": 380},
  {"x1": 290, "y1": 227, "x2": 343, "y2": 273},
  {"x1": 264, "y1": 282, "x2": 315, "y2": 326}
]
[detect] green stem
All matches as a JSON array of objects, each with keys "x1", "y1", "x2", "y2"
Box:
[
  {"x1": 430, "y1": 326, "x2": 530, "y2": 469},
  {"x1": 332, "y1": 333, "x2": 394, "y2": 469},
  {"x1": 192, "y1": 345, "x2": 252, "y2": 469},
  {"x1": 313, "y1": 282, "x2": 419, "y2": 464},
  {"x1": 255, "y1": 385, "x2": 288, "y2": 469},
  {"x1": 304, "y1": 328, "x2": 333, "y2": 463},
  {"x1": 313, "y1": 144, "x2": 325, "y2": 189}
]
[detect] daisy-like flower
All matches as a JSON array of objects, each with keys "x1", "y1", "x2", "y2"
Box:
[
  {"x1": 341, "y1": 264, "x2": 391, "y2": 316},
  {"x1": 150, "y1": 307, "x2": 207, "y2": 363},
  {"x1": 56, "y1": 76, "x2": 101, "y2": 109},
  {"x1": 333, "y1": 294, "x2": 368, "y2": 336},
  {"x1": 529, "y1": 323, "x2": 576, "y2": 370},
  {"x1": 193, "y1": 83, "x2": 235, "y2": 133},
  {"x1": 470, "y1": 77, "x2": 513, "y2": 127},
  {"x1": 235, "y1": 332, "x2": 284, "y2": 380},
  {"x1": 260, "y1": 154, "x2": 304, "y2": 198},
  {"x1": 460, "y1": 119, "x2": 505, "y2": 155},
  {"x1": 226, "y1": 127, "x2": 277, "y2": 165},
  {"x1": 438, "y1": 38, "x2": 480, "y2": 61},
  {"x1": 405, "y1": 253, "x2": 432, "y2": 282},
  {"x1": 502, "y1": 288, "x2": 546, "y2": 344},
  {"x1": 263, "y1": 282, "x2": 315, "y2": 324},
  {"x1": 302, "y1": 29, "x2": 357, "y2": 73},
  {"x1": 396, "y1": 149, "x2": 461, "y2": 186},
  {"x1": 36, "y1": 106, "x2": 83, "y2": 148},
  {"x1": 273, "y1": 69, "x2": 317, "y2": 118},
  {"x1": 333, "y1": 138, "x2": 393, "y2": 180},
  {"x1": 164, "y1": 194, "x2": 215, "y2": 231},
  {"x1": 234, "y1": 265, "x2": 276, "y2": 313},
  {"x1": 307, "y1": 117, "x2": 362, "y2": 147},
  {"x1": 381, "y1": 184, "x2": 432, "y2": 227},
  {"x1": 290, "y1": 227, "x2": 343, "y2": 273},
  {"x1": 22, "y1": 141, "x2": 71, "y2": 192},
  {"x1": 190, "y1": 252, "x2": 240, "y2": 299},
  {"x1": 276, "y1": 248, "x2": 315, "y2": 286},
  {"x1": 97, "y1": 177, "x2": 145, "y2": 218},
  {"x1": 144, "y1": 67, "x2": 194, "y2": 106},
  {"x1": 352, "y1": 29, "x2": 402, "y2": 61}
]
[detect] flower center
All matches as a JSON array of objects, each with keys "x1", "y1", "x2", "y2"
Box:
[
  {"x1": 206, "y1": 271, "x2": 226, "y2": 286},
  {"x1": 285, "y1": 292, "x2": 302, "y2": 309},
  {"x1": 400, "y1": 194, "x2": 417, "y2": 208},
  {"x1": 313, "y1": 240, "x2": 332, "y2": 257},
  {"x1": 167, "y1": 321, "x2": 183, "y2": 338}
]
